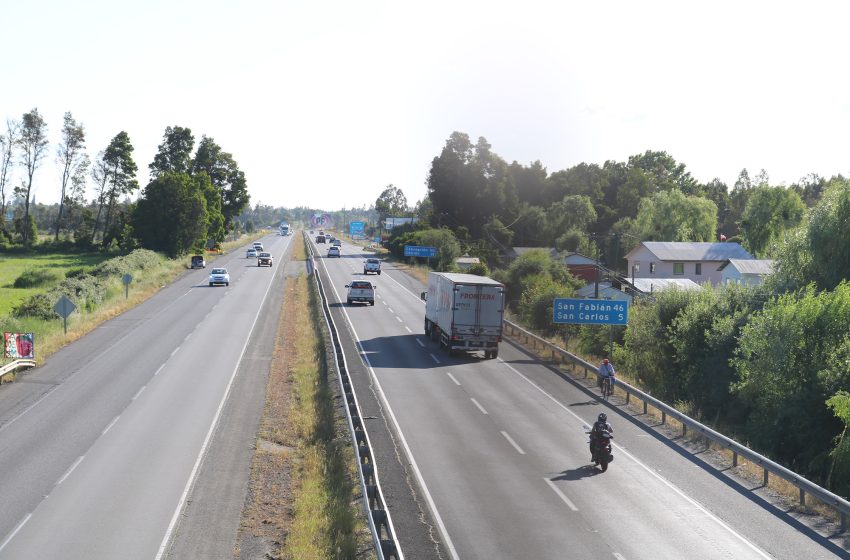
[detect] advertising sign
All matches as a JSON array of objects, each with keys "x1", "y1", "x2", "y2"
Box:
[
  {"x1": 553, "y1": 298, "x2": 628, "y2": 325},
  {"x1": 311, "y1": 213, "x2": 333, "y2": 228},
  {"x1": 4, "y1": 332, "x2": 34, "y2": 359},
  {"x1": 404, "y1": 245, "x2": 438, "y2": 258}
]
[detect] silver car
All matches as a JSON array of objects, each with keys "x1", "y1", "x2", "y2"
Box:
[{"x1": 208, "y1": 268, "x2": 230, "y2": 286}]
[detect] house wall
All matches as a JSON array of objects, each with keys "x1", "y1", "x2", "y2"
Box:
[
  {"x1": 722, "y1": 268, "x2": 764, "y2": 286},
  {"x1": 627, "y1": 246, "x2": 723, "y2": 285}
]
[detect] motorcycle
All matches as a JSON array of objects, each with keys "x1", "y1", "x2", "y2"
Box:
[{"x1": 589, "y1": 429, "x2": 614, "y2": 472}]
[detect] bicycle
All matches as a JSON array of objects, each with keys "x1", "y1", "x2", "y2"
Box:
[{"x1": 601, "y1": 375, "x2": 614, "y2": 400}]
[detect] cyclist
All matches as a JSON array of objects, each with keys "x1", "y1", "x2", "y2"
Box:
[{"x1": 598, "y1": 358, "x2": 616, "y2": 394}]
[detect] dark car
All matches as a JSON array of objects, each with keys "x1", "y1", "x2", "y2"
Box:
[
  {"x1": 316, "y1": 235, "x2": 326, "y2": 243},
  {"x1": 190, "y1": 255, "x2": 206, "y2": 269}
]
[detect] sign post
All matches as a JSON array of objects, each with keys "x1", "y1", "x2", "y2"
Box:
[
  {"x1": 53, "y1": 295, "x2": 77, "y2": 334},
  {"x1": 122, "y1": 273, "x2": 133, "y2": 299}
]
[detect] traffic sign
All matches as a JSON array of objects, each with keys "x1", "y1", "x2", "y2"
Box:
[
  {"x1": 349, "y1": 221, "x2": 365, "y2": 236},
  {"x1": 553, "y1": 298, "x2": 628, "y2": 325},
  {"x1": 53, "y1": 295, "x2": 76, "y2": 318},
  {"x1": 404, "y1": 245, "x2": 438, "y2": 258}
]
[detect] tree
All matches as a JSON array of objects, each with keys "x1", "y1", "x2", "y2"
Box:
[
  {"x1": 17, "y1": 108, "x2": 49, "y2": 244},
  {"x1": 739, "y1": 186, "x2": 805, "y2": 257},
  {"x1": 0, "y1": 119, "x2": 19, "y2": 223},
  {"x1": 149, "y1": 125, "x2": 194, "y2": 178},
  {"x1": 627, "y1": 190, "x2": 717, "y2": 243},
  {"x1": 627, "y1": 150, "x2": 699, "y2": 194},
  {"x1": 98, "y1": 132, "x2": 139, "y2": 247},
  {"x1": 131, "y1": 172, "x2": 209, "y2": 257},
  {"x1": 191, "y1": 136, "x2": 249, "y2": 231},
  {"x1": 375, "y1": 184, "x2": 408, "y2": 226},
  {"x1": 55, "y1": 112, "x2": 87, "y2": 241}
]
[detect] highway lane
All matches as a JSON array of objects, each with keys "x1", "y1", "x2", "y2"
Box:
[
  {"x1": 314, "y1": 237, "x2": 848, "y2": 560},
  {"x1": 0, "y1": 233, "x2": 291, "y2": 559}
]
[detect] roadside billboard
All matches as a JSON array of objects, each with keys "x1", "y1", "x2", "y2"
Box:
[{"x1": 4, "y1": 332, "x2": 34, "y2": 359}]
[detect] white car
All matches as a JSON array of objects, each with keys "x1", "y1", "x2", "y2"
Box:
[
  {"x1": 208, "y1": 268, "x2": 230, "y2": 286},
  {"x1": 246, "y1": 248, "x2": 258, "y2": 258},
  {"x1": 363, "y1": 258, "x2": 381, "y2": 275},
  {"x1": 346, "y1": 280, "x2": 375, "y2": 305},
  {"x1": 327, "y1": 246, "x2": 341, "y2": 258}
]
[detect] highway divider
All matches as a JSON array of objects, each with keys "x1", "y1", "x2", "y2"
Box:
[
  {"x1": 305, "y1": 235, "x2": 402, "y2": 560},
  {"x1": 503, "y1": 319, "x2": 850, "y2": 532}
]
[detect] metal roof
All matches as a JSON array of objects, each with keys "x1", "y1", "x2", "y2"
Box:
[
  {"x1": 724, "y1": 258, "x2": 775, "y2": 275},
  {"x1": 632, "y1": 278, "x2": 702, "y2": 292},
  {"x1": 636, "y1": 242, "x2": 753, "y2": 261}
]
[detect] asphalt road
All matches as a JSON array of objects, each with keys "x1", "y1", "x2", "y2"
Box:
[
  {"x1": 313, "y1": 237, "x2": 850, "y2": 560},
  {"x1": 0, "y1": 233, "x2": 292, "y2": 559}
]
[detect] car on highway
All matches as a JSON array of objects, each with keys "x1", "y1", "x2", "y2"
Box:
[
  {"x1": 190, "y1": 255, "x2": 206, "y2": 269},
  {"x1": 332, "y1": 239, "x2": 342, "y2": 247},
  {"x1": 257, "y1": 252, "x2": 273, "y2": 266},
  {"x1": 246, "y1": 248, "x2": 258, "y2": 258},
  {"x1": 316, "y1": 235, "x2": 326, "y2": 243},
  {"x1": 208, "y1": 268, "x2": 230, "y2": 286},
  {"x1": 252, "y1": 242, "x2": 264, "y2": 252},
  {"x1": 346, "y1": 280, "x2": 375, "y2": 305},
  {"x1": 363, "y1": 258, "x2": 381, "y2": 275},
  {"x1": 327, "y1": 246, "x2": 340, "y2": 258}
]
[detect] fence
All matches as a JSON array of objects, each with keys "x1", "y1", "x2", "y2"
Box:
[{"x1": 502, "y1": 319, "x2": 850, "y2": 532}]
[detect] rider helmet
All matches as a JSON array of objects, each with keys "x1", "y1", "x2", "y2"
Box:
[{"x1": 598, "y1": 413, "x2": 607, "y2": 422}]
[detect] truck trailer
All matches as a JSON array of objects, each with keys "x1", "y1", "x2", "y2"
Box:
[{"x1": 421, "y1": 272, "x2": 505, "y2": 359}]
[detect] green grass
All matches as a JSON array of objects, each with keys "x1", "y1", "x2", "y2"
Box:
[{"x1": 0, "y1": 253, "x2": 111, "y2": 316}]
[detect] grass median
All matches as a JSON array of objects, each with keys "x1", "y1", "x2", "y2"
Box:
[{"x1": 239, "y1": 235, "x2": 373, "y2": 560}]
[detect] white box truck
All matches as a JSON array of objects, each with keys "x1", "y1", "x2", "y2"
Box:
[{"x1": 421, "y1": 272, "x2": 505, "y2": 359}]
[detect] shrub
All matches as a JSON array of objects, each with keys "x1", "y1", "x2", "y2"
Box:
[
  {"x1": 12, "y1": 293, "x2": 56, "y2": 320},
  {"x1": 13, "y1": 268, "x2": 61, "y2": 288}
]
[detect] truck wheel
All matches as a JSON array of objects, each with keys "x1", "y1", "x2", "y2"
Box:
[
  {"x1": 378, "y1": 271, "x2": 381, "y2": 275},
  {"x1": 347, "y1": 298, "x2": 352, "y2": 305}
]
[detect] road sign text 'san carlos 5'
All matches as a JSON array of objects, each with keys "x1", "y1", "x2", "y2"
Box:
[{"x1": 553, "y1": 298, "x2": 628, "y2": 325}]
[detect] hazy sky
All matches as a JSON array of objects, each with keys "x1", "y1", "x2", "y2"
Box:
[{"x1": 3, "y1": 1, "x2": 849, "y2": 212}]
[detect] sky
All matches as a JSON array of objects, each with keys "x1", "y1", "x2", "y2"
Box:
[{"x1": 2, "y1": 0, "x2": 849, "y2": 212}]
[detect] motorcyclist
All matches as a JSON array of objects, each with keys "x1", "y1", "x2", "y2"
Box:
[
  {"x1": 589, "y1": 412, "x2": 614, "y2": 462},
  {"x1": 598, "y1": 358, "x2": 616, "y2": 391}
]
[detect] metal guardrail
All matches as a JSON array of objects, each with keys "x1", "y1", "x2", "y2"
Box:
[
  {"x1": 0, "y1": 359, "x2": 37, "y2": 380},
  {"x1": 503, "y1": 319, "x2": 850, "y2": 532},
  {"x1": 305, "y1": 235, "x2": 403, "y2": 559}
]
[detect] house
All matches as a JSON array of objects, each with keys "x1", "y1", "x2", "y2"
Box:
[
  {"x1": 625, "y1": 242, "x2": 754, "y2": 286},
  {"x1": 563, "y1": 252, "x2": 599, "y2": 283},
  {"x1": 631, "y1": 278, "x2": 702, "y2": 293},
  {"x1": 575, "y1": 282, "x2": 632, "y2": 302},
  {"x1": 719, "y1": 259, "x2": 775, "y2": 286},
  {"x1": 454, "y1": 255, "x2": 481, "y2": 271}
]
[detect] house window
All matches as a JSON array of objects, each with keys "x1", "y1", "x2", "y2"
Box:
[
  {"x1": 695, "y1": 263, "x2": 702, "y2": 275},
  {"x1": 649, "y1": 262, "x2": 656, "y2": 274},
  {"x1": 673, "y1": 263, "x2": 684, "y2": 275}
]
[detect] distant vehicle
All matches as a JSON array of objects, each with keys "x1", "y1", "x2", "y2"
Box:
[
  {"x1": 363, "y1": 258, "x2": 381, "y2": 275},
  {"x1": 252, "y1": 242, "x2": 264, "y2": 252},
  {"x1": 421, "y1": 272, "x2": 504, "y2": 359},
  {"x1": 327, "y1": 246, "x2": 340, "y2": 258},
  {"x1": 246, "y1": 248, "x2": 258, "y2": 258},
  {"x1": 209, "y1": 268, "x2": 230, "y2": 286},
  {"x1": 257, "y1": 252, "x2": 273, "y2": 266},
  {"x1": 332, "y1": 239, "x2": 342, "y2": 247},
  {"x1": 316, "y1": 235, "x2": 326, "y2": 243},
  {"x1": 279, "y1": 224, "x2": 290, "y2": 236},
  {"x1": 346, "y1": 280, "x2": 375, "y2": 305},
  {"x1": 190, "y1": 255, "x2": 206, "y2": 269}
]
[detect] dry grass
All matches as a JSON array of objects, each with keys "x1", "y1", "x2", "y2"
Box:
[{"x1": 238, "y1": 235, "x2": 373, "y2": 560}]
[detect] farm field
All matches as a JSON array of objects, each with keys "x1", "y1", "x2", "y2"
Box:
[{"x1": 0, "y1": 252, "x2": 112, "y2": 316}]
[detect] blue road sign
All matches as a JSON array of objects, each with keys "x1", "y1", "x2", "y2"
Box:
[
  {"x1": 349, "y1": 221, "x2": 365, "y2": 236},
  {"x1": 553, "y1": 298, "x2": 628, "y2": 325},
  {"x1": 404, "y1": 245, "x2": 438, "y2": 258}
]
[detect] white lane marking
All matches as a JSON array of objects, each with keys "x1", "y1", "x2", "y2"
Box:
[
  {"x1": 155, "y1": 252, "x2": 279, "y2": 560},
  {"x1": 154, "y1": 363, "x2": 166, "y2": 376},
  {"x1": 501, "y1": 431, "x2": 526, "y2": 455},
  {"x1": 416, "y1": 339, "x2": 425, "y2": 348},
  {"x1": 545, "y1": 478, "x2": 579, "y2": 512},
  {"x1": 0, "y1": 513, "x2": 32, "y2": 553},
  {"x1": 470, "y1": 398, "x2": 488, "y2": 415},
  {"x1": 387, "y1": 307, "x2": 394, "y2": 314},
  {"x1": 132, "y1": 385, "x2": 146, "y2": 401},
  {"x1": 446, "y1": 372, "x2": 461, "y2": 386},
  {"x1": 499, "y1": 360, "x2": 772, "y2": 559},
  {"x1": 102, "y1": 415, "x2": 120, "y2": 435},
  {"x1": 395, "y1": 316, "x2": 403, "y2": 323},
  {"x1": 319, "y1": 259, "x2": 459, "y2": 560},
  {"x1": 613, "y1": 554, "x2": 627, "y2": 560},
  {"x1": 170, "y1": 346, "x2": 180, "y2": 357},
  {"x1": 56, "y1": 456, "x2": 85, "y2": 486},
  {"x1": 430, "y1": 353, "x2": 440, "y2": 364},
  {"x1": 405, "y1": 326, "x2": 412, "y2": 333},
  {"x1": 184, "y1": 332, "x2": 192, "y2": 342}
]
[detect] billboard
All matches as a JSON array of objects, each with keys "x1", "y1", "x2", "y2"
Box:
[
  {"x1": 4, "y1": 332, "x2": 34, "y2": 359},
  {"x1": 311, "y1": 213, "x2": 333, "y2": 228}
]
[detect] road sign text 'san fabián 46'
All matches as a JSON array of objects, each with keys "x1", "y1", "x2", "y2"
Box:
[{"x1": 553, "y1": 298, "x2": 628, "y2": 325}]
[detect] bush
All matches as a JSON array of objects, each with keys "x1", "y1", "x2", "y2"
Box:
[
  {"x1": 13, "y1": 268, "x2": 61, "y2": 288},
  {"x1": 12, "y1": 293, "x2": 56, "y2": 320}
]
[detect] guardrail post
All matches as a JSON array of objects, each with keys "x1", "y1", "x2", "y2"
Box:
[
  {"x1": 643, "y1": 401, "x2": 648, "y2": 415},
  {"x1": 799, "y1": 488, "x2": 806, "y2": 507},
  {"x1": 661, "y1": 411, "x2": 666, "y2": 425},
  {"x1": 625, "y1": 391, "x2": 630, "y2": 404},
  {"x1": 682, "y1": 423, "x2": 687, "y2": 437},
  {"x1": 732, "y1": 452, "x2": 738, "y2": 467},
  {"x1": 763, "y1": 468, "x2": 769, "y2": 487}
]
